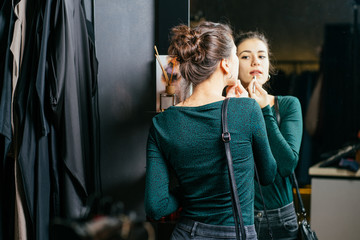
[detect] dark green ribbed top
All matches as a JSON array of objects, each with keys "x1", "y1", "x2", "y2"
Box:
[
  {"x1": 145, "y1": 98, "x2": 277, "y2": 226},
  {"x1": 254, "y1": 96, "x2": 303, "y2": 210}
]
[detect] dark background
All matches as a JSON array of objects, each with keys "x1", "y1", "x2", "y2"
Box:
[
  {"x1": 190, "y1": 0, "x2": 353, "y2": 63},
  {"x1": 91, "y1": 0, "x2": 359, "y2": 222}
]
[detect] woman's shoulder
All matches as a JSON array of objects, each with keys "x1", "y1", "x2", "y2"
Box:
[
  {"x1": 151, "y1": 107, "x2": 180, "y2": 124},
  {"x1": 228, "y1": 97, "x2": 260, "y2": 118},
  {"x1": 277, "y1": 95, "x2": 301, "y2": 109},
  {"x1": 230, "y1": 97, "x2": 257, "y2": 106},
  {"x1": 276, "y1": 96, "x2": 302, "y2": 119},
  {"x1": 151, "y1": 100, "x2": 224, "y2": 123}
]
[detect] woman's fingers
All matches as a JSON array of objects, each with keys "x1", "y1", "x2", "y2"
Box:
[
  {"x1": 248, "y1": 81, "x2": 270, "y2": 108},
  {"x1": 236, "y1": 80, "x2": 249, "y2": 98},
  {"x1": 225, "y1": 84, "x2": 237, "y2": 97},
  {"x1": 249, "y1": 80, "x2": 267, "y2": 97},
  {"x1": 248, "y1": 80, "x2": 257, "y2": 98},
  {"x1": 226, "y1": 81, "x2": 248, "y2": 98}
]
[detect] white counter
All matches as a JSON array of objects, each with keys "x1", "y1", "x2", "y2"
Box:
[{"x1": 309, "y1": 161, "x2": 360, "y2": 240}]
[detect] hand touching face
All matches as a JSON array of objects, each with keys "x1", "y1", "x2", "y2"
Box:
[
  {"x1": 226, "y1": 80, "x2": 249, "y2": 98},
  {"x1": 247, "y1": 79, "x2": 270, "y2": 108}
]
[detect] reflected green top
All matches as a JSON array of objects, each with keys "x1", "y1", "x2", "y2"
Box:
[
  {"x1": 254, "y1": 96, "x2": 303, "y2": 210},
  {"x1": 145, "y1": 98, "x2": 277, "y2": 226}
]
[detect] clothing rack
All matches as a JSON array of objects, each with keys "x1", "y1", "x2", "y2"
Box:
[{"x1": 276, "y1": 60, "x2": 319, "y2": 75}]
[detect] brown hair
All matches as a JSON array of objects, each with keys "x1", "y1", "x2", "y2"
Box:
[
  {"x1": 234, "y1": 31, "x2": 276, "y2": 76},
  {"x1": 168, "y1": 21, "x2": 234, "y2": 87}
]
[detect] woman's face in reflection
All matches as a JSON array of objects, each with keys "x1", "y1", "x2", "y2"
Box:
[{"x1": 237, "y1": 38, "x2": 269, "y2": 88}]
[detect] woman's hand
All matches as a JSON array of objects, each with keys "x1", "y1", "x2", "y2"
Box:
[
  {"x1": 226, "y1": 80, "x2": 249, "y2": 98},
  {"x1": 248, "y1": 79, "x2": 270, "y2": 108}
]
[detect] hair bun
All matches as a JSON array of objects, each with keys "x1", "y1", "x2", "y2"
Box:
[
  {"x1": 168, "y1": 25, "x2": 205, "y2": 64},
  {"x1": 189, "y1": 30, "x2": 205, "y2": 63},
  {"x1": 167, "y1": 21, "x2": 234, "y2": 87}
]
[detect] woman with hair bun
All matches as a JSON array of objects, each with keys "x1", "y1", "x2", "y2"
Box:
[{"x1": 145, "y1": 22, "x2": 277, "y2": 240}]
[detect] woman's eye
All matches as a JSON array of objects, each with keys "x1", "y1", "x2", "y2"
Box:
[
  {"x1": 241, "y1": 56, "x2": 250, "y2": 59},
  {"x1": 259, "y1": 55, "x2": 267, "y2": 59}
]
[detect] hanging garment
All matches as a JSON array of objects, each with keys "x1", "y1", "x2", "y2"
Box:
[
  {"x1": 10, "y1": 0, "x2": 29, "y2": 239},
  {"x1": 0, "y1": 0, "x2": 16, "y2": 239},
  {"x1": 47, "y1": 0, "x2": 100, "y2": 218},
  {"x1": 13, "y1": 0, "x2": 100, "y2": 239},
  {"x1": 0, "y1": 0, "x2": 14, "y2": 170},
  {"x1": 14, "y1": 0, "x2": 56, "y2": 239},
  {"x1": 85, "y1": 16, "x2": 101, "y2": 198}
]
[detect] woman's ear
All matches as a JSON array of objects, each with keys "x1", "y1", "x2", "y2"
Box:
[{"x1": 220, "y1": 58, "x2": 230, "y2": 75}]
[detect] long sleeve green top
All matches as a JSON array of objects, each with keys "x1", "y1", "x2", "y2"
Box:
[
  {"x1": 254, "y1": 96, "x2": 303, "y2": 210},
  {"x1": 145, "y1": 98, "x2": 277, "y2": 226}
]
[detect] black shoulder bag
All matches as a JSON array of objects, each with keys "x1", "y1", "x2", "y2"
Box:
[
  {"x1": 274, "y1": 96, "x2": 318, "y2": 240},
  {"x1": 221, "y1": 98, "x2": 246, "y2": 240}
]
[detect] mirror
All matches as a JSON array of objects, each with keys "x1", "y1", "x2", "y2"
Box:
[
  {"x1": 189, "y1": 1, "x2": 360, "y2": 239},
  {"x1": 190, "y1": 0, "x2": 360, "y2": 183}
]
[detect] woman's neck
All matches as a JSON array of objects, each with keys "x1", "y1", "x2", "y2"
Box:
[{"x1": 178, "y1": 72, "x2": 226, "y2": 107}]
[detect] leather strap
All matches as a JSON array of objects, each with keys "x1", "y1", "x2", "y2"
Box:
[
  {"x1": 291, "y1": 171, "x2": 307, "y2": 216},
  {"x1": 274, "y1": 95, "x2": 281, "y2": 126},
  {"x1": 221, "y1": 98, "x2": 246, "y2": 240}
]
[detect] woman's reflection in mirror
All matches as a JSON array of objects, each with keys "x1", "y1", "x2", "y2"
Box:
[{"x1": 235, "y1": 31, "x2": 303, "y2": 240}]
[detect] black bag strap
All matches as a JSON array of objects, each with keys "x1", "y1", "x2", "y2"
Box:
[
  {"x1": 274, "y1": 96, "x2": 307, "y2": 218},
  {"x1": 221, "y1": 98, "x2": 246, "y2": 240},
  {"x1": 274, "y1": 95, "x2": 281, "y2": 126},
  {"x1": 291, "y1": 172, "x2": 307, "y2": 217}
]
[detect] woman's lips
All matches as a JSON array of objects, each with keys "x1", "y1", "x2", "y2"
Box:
[{"x1": 250, "y1": 70, "x2": 262, "y2": 76}]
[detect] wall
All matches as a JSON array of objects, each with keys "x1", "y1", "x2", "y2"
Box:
[
  {"x1": 95, "y1": 0, "x2": 156, "y2": 218},
  {"x1": 93, "y1": 0, "x2": 189, "y2": 220}
]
